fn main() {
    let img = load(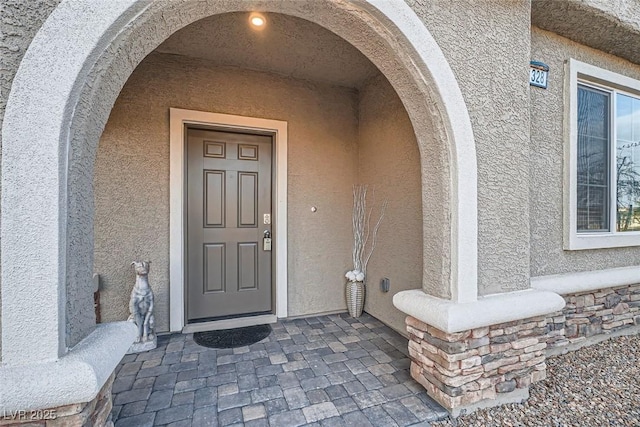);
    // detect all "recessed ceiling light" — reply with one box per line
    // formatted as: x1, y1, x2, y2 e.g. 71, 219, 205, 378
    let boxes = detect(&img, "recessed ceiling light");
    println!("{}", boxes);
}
250, 13, 266, 28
